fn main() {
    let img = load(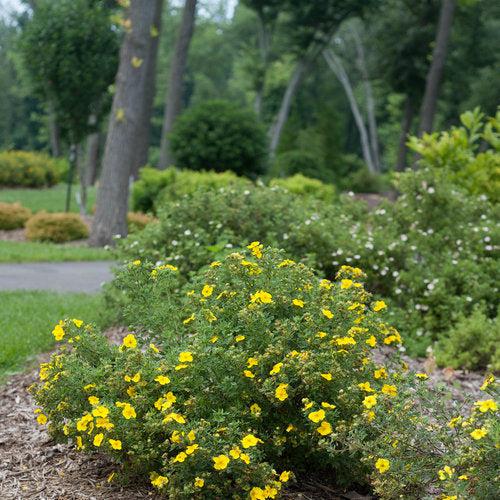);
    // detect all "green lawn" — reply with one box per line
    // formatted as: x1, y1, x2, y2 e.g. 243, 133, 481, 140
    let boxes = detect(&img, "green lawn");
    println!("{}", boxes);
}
0, 240, 113, 263
0, 291, 105, 380
0, 184, 97, 213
